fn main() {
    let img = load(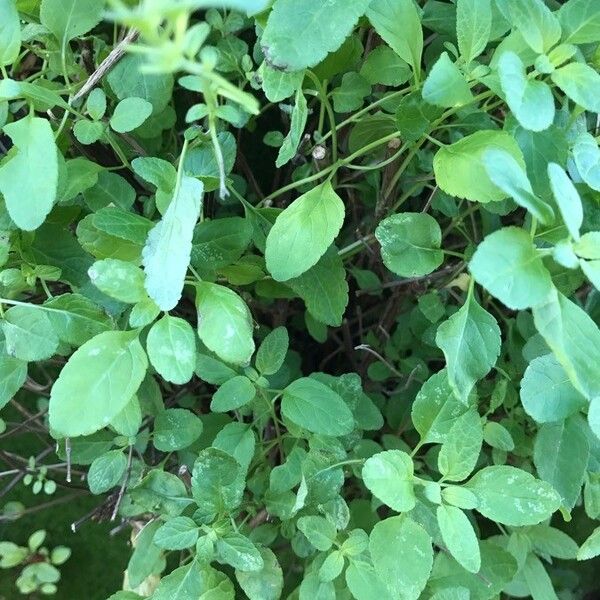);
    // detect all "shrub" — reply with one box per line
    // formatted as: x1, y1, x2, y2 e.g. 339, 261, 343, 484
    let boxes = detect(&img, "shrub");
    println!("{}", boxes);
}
1, 0, 600, 598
